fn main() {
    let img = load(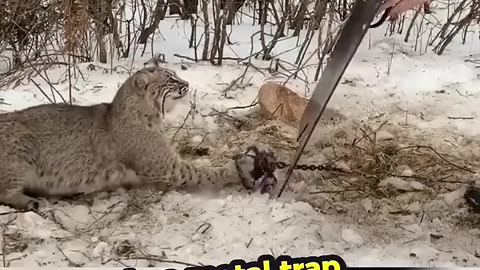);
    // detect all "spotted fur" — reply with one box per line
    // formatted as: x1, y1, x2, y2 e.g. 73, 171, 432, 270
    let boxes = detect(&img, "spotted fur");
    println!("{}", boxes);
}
0, 65, 258, 210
